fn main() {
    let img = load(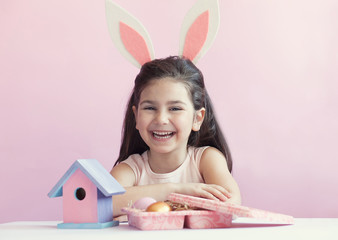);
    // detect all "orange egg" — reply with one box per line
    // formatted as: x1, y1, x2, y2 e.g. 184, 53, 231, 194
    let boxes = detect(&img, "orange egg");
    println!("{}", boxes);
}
146, 201, 172, 212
